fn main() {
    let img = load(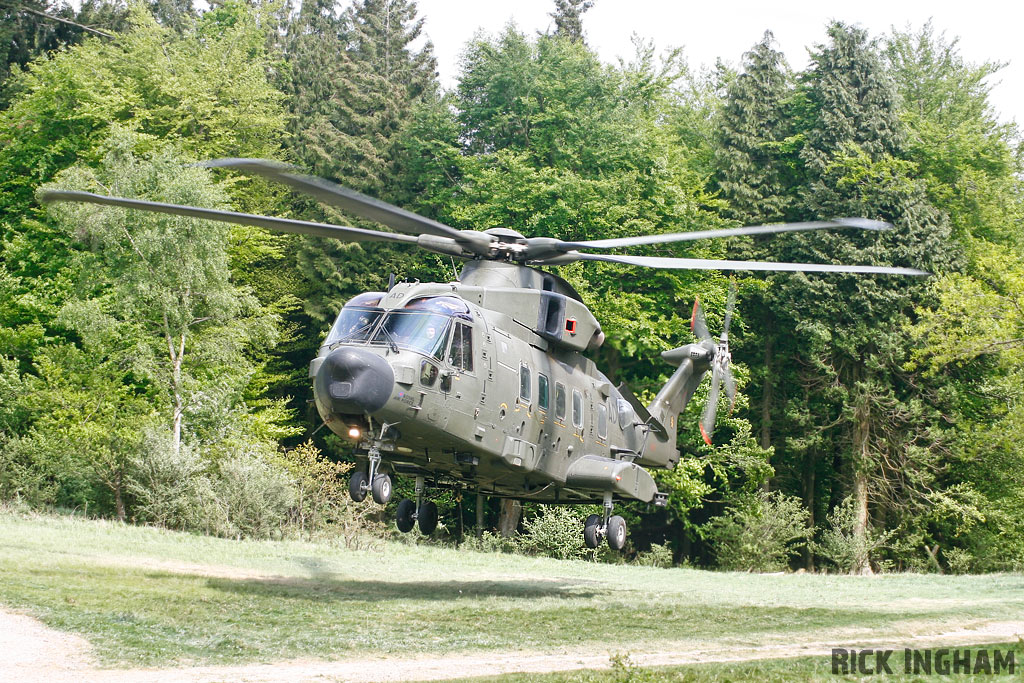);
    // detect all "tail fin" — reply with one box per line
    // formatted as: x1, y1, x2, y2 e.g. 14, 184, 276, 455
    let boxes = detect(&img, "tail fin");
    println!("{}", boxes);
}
636, 342, 713, 468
